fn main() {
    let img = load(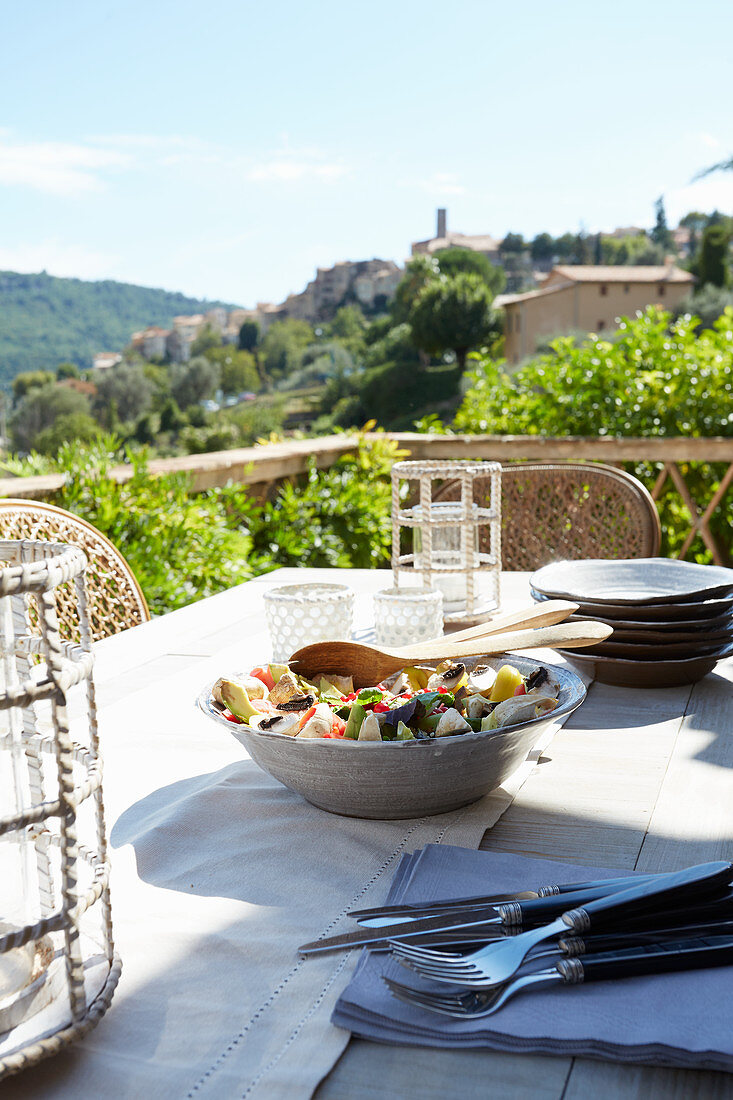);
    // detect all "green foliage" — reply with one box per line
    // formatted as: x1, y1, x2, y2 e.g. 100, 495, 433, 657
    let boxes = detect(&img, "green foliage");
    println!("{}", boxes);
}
454, 307, 733, 562
93, 364, 154, 423
326, 305, 367, 355
190, 323, 222, 357
225, 399, 286, 444
651, 196, 673, 250
56, 362, 80, 380
12, 370, 55, 400
250, 436, 405, 569
0, 269, 235, 383
530, 233, 555, 261
51, 442, 255, 615
409, 273, 498, 368
34, 412, 101, 456
11, 383, 91, 452
391, 255, 440, 324
600, 234, 664, 266
260, 319, 315, 380
673, 284, 733, 330
434, 248, 505, 298
697, 225, 731, 288
200, 345, 260, 395
159, 397, 187, 433
500, 233, 526, 254
170, 356, 221, 409
238, 320, 260, 352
